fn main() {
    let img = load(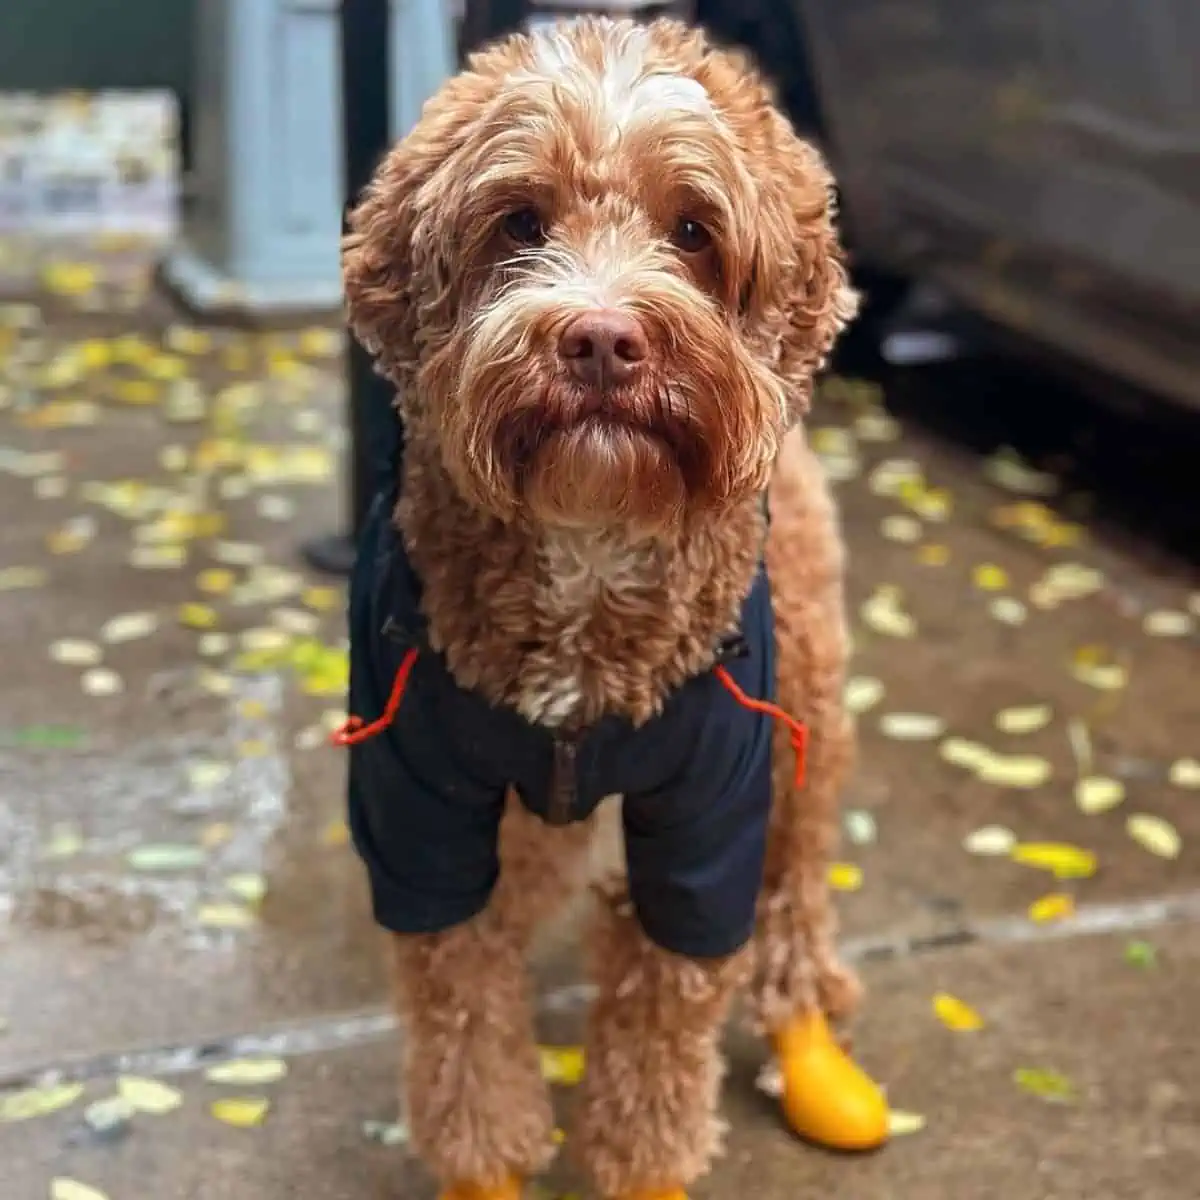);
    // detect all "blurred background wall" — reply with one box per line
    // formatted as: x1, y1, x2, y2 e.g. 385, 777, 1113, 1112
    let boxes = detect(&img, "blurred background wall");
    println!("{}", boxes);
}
0, 0, 195, 160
